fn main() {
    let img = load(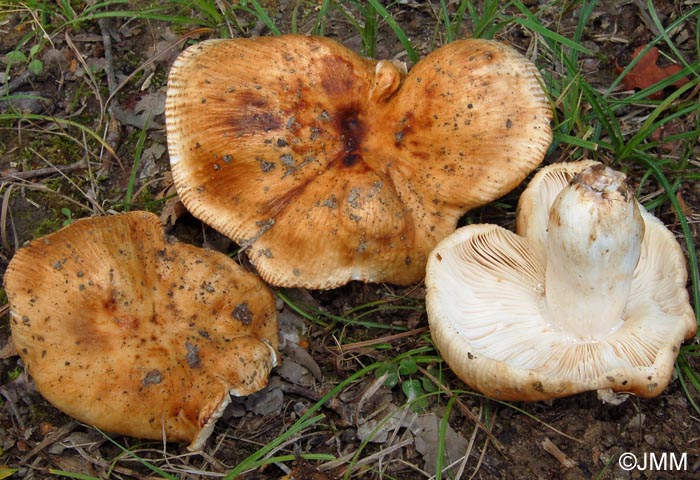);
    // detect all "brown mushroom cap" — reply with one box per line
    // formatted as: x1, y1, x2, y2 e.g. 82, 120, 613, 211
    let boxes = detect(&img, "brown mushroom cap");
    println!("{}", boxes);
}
5, 211, 278, 450
166, 34, 552, 289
